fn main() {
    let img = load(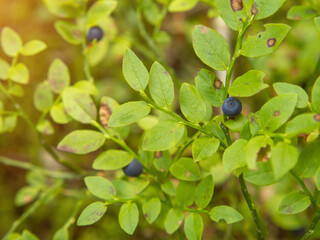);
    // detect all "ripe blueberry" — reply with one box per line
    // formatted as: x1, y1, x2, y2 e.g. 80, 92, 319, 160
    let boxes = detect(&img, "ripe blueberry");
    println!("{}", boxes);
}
222, 97, 242, 117
123, 159, 143, 177
87, 26, 104, 43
